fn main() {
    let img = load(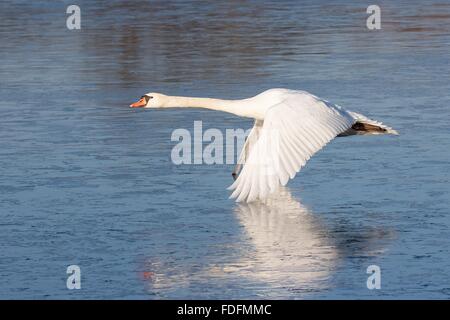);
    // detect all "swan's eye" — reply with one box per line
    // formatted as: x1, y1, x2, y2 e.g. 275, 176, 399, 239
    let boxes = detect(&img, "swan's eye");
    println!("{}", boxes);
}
141, 95, 153, 103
